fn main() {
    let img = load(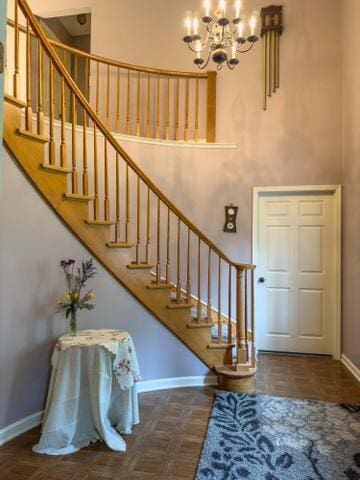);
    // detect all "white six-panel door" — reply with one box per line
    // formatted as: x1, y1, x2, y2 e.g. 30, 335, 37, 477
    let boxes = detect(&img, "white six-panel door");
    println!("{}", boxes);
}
255, 193, 336, 355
